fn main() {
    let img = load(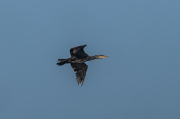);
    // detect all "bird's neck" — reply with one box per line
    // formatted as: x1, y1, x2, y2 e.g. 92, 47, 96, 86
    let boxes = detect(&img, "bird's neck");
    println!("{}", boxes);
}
87, 55, 98, 61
